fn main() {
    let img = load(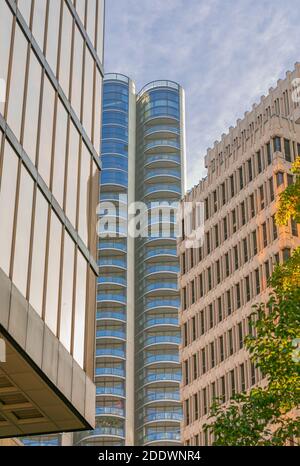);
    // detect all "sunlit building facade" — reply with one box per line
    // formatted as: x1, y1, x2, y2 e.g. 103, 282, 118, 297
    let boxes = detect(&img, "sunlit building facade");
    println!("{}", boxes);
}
179, 64, 300, 445
77, 75, 186, 446
0, 0, 104, 440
